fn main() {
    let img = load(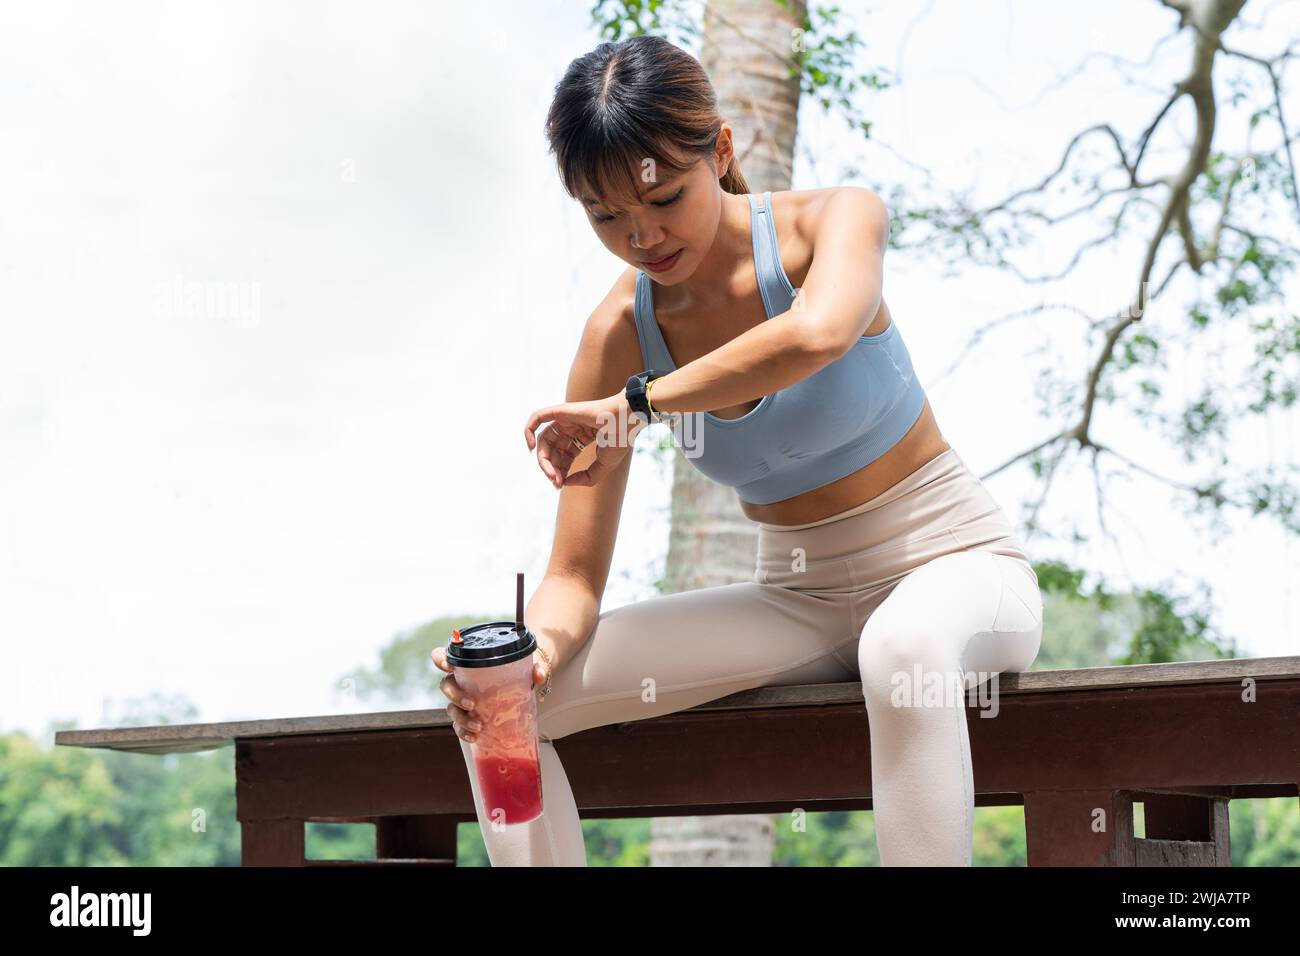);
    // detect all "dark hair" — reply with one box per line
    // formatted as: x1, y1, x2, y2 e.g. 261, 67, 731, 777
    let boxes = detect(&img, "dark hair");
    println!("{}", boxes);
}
544, 34, 749, 211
